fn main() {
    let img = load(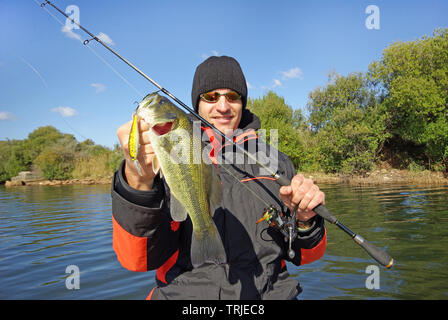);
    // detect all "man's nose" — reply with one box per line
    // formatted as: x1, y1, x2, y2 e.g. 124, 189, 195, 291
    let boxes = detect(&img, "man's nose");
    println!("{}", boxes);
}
216, 96, 231, 112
